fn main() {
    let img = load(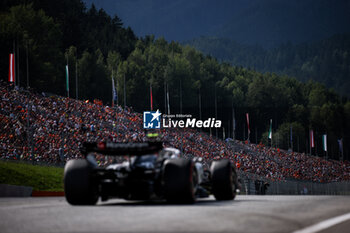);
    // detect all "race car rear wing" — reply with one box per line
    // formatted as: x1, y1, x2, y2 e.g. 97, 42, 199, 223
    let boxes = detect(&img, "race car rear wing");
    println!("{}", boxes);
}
81, 141, 163, 157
